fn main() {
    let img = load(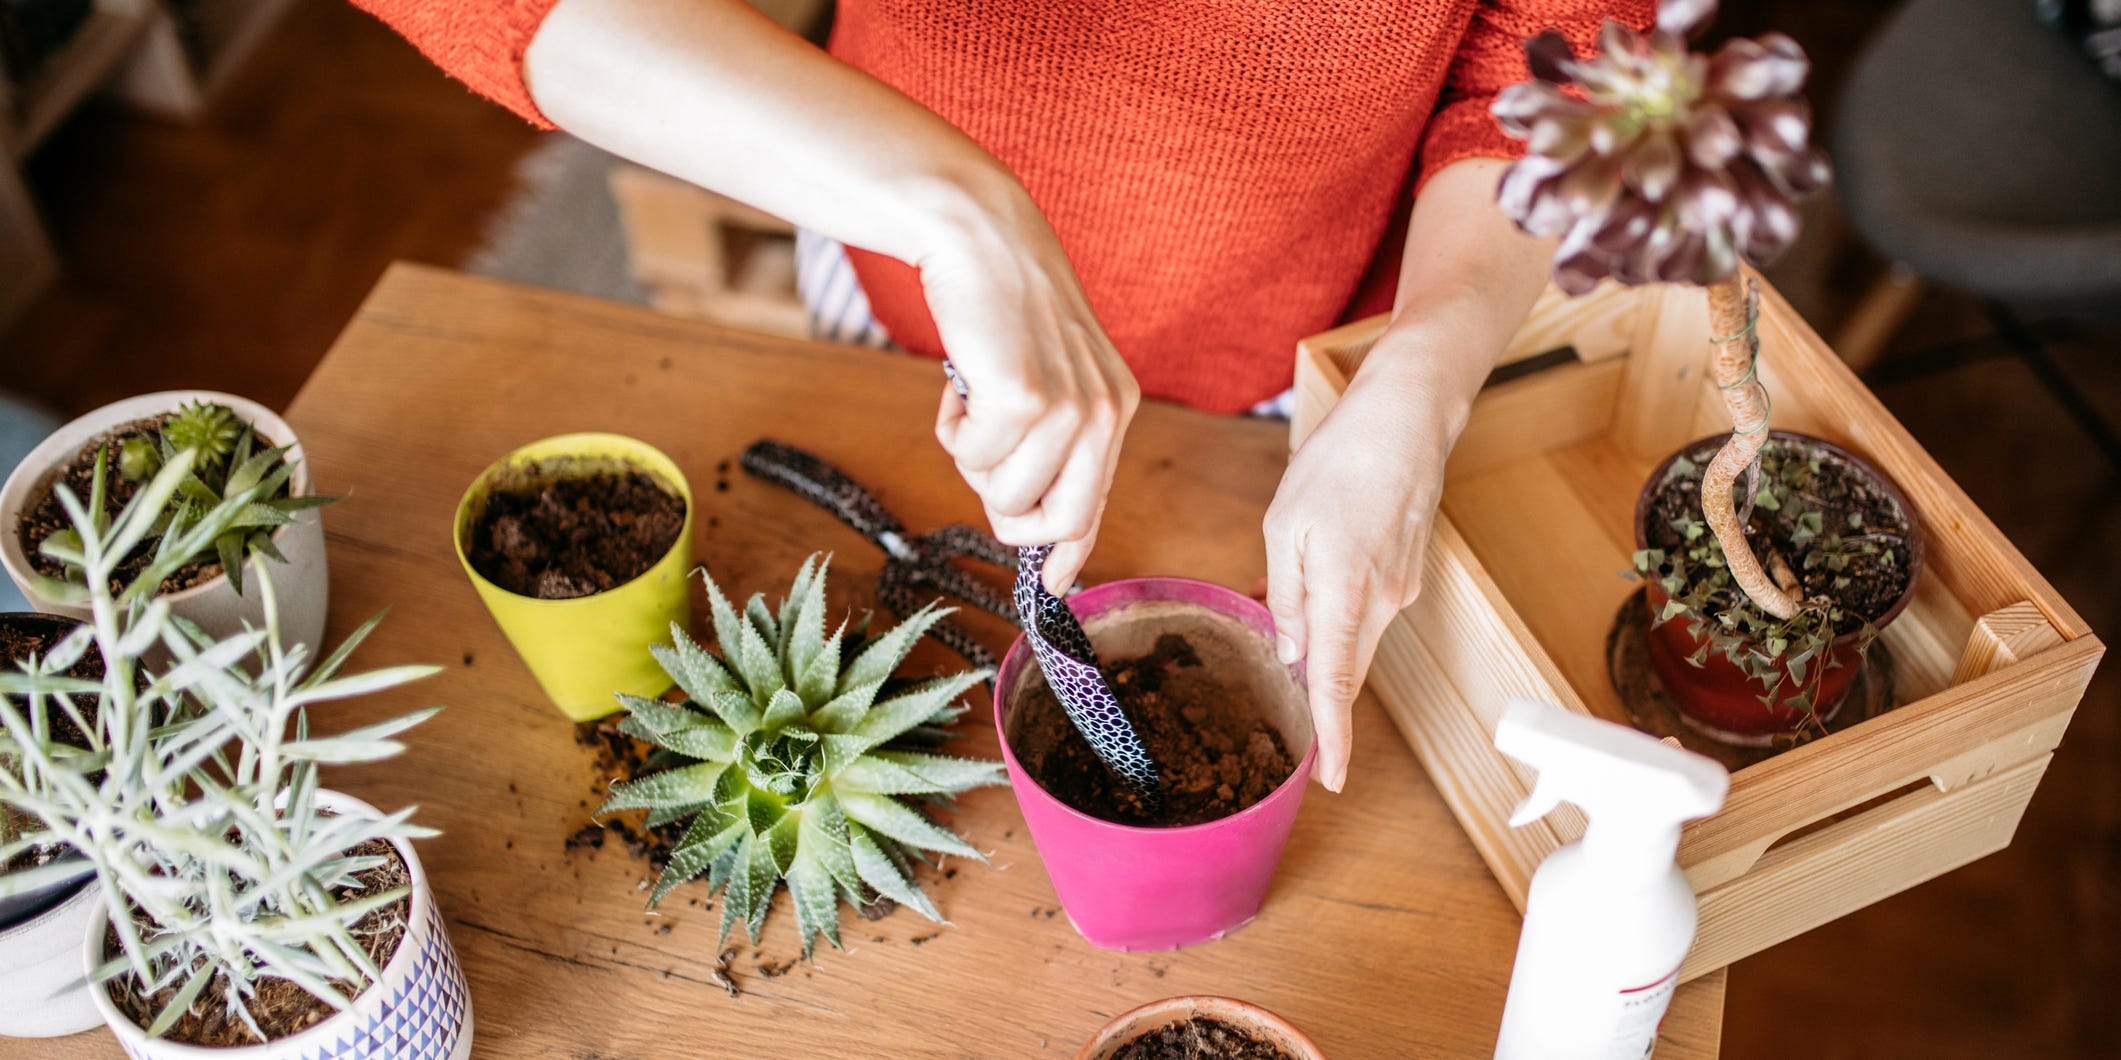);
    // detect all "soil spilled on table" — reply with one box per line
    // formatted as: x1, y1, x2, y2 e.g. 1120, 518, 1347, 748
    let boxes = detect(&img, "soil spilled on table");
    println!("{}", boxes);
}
1011, 633, 1294, 827
1644, 437, 1913, 632
16, 415, 292, 595
107, 838, 411, 1047
1111, 1015, 1296, 1060
467, 469, 684, 599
